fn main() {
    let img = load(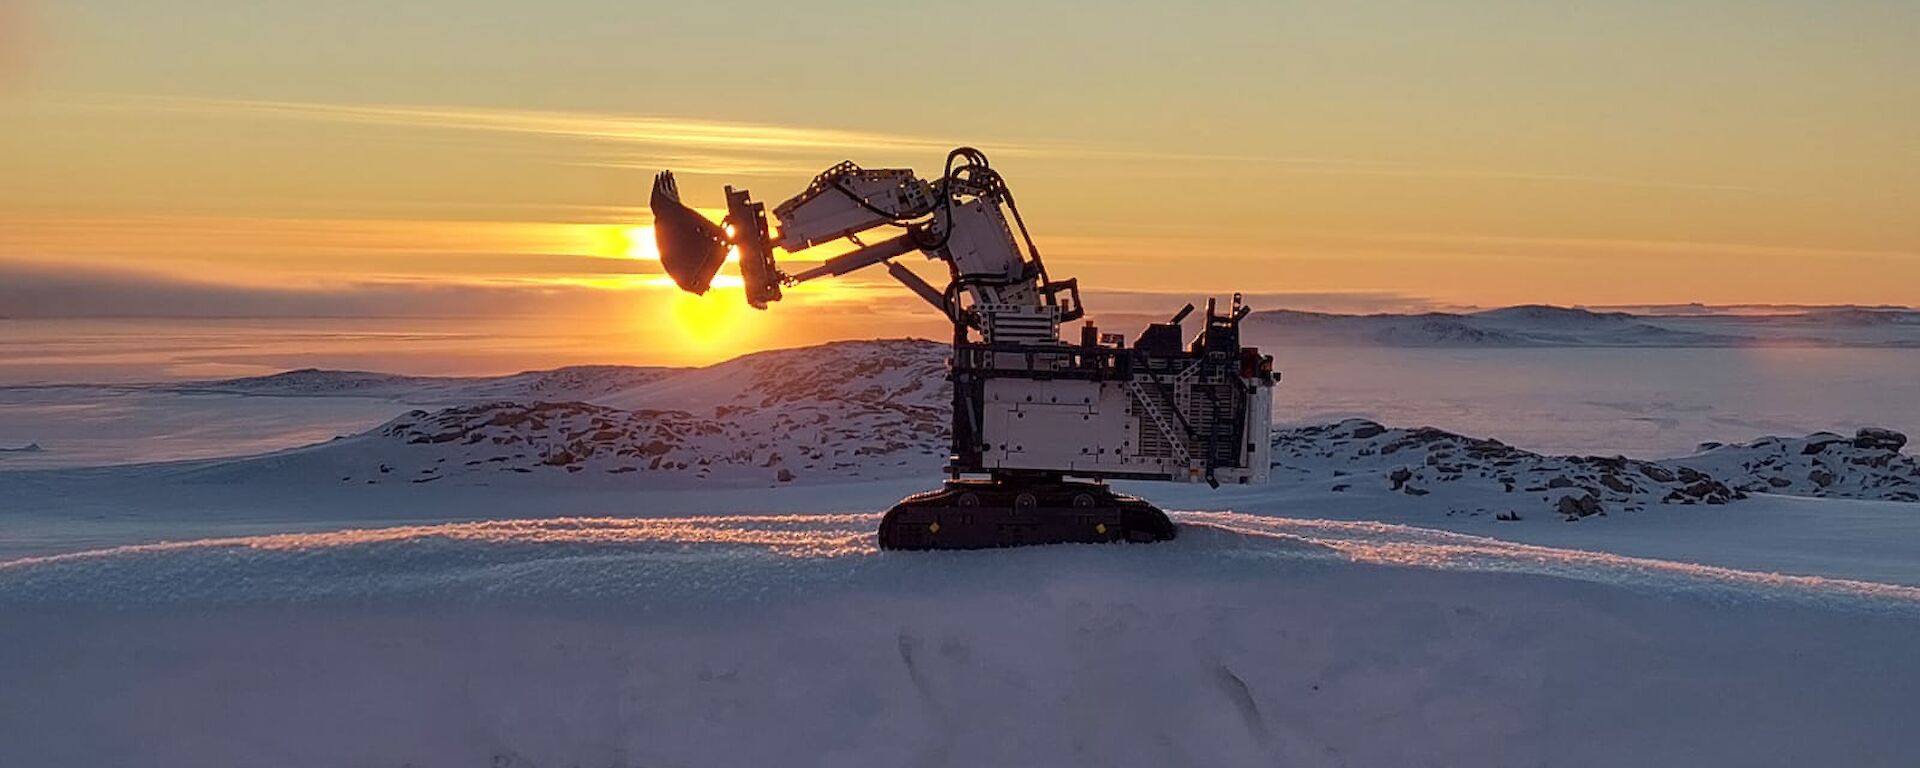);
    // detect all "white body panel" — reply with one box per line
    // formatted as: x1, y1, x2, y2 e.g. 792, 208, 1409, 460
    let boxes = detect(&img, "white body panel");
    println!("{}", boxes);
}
980, 378, 1158, 476
977, 374, 1278, 482
941, 198, 1035, 307
1210, 381, 1273, 485
773, 169, 934, 250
